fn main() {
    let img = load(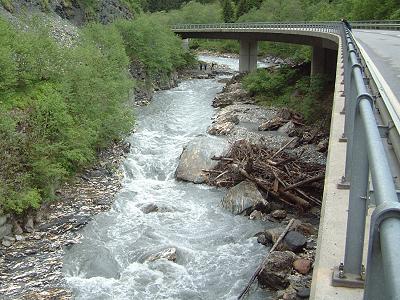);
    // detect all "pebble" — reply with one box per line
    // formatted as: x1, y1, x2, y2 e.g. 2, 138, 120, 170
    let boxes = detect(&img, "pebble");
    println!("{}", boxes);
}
271, 209, 287, 219
293, 259, 312, 274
